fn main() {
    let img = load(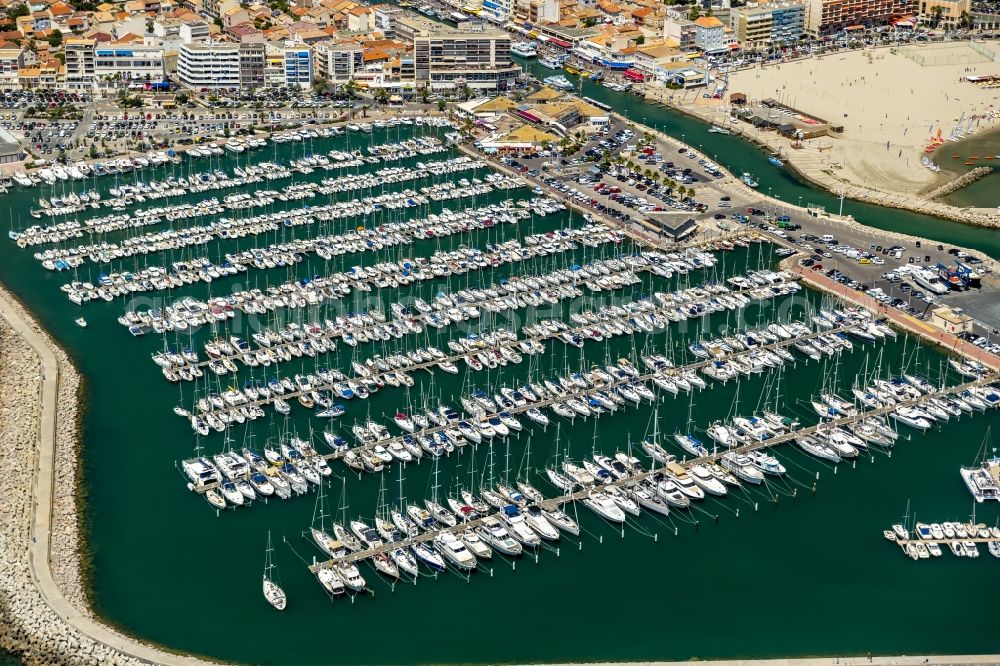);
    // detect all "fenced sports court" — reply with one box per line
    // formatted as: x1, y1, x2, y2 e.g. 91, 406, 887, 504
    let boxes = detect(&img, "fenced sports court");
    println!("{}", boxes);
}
896, 41, 1000, 66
